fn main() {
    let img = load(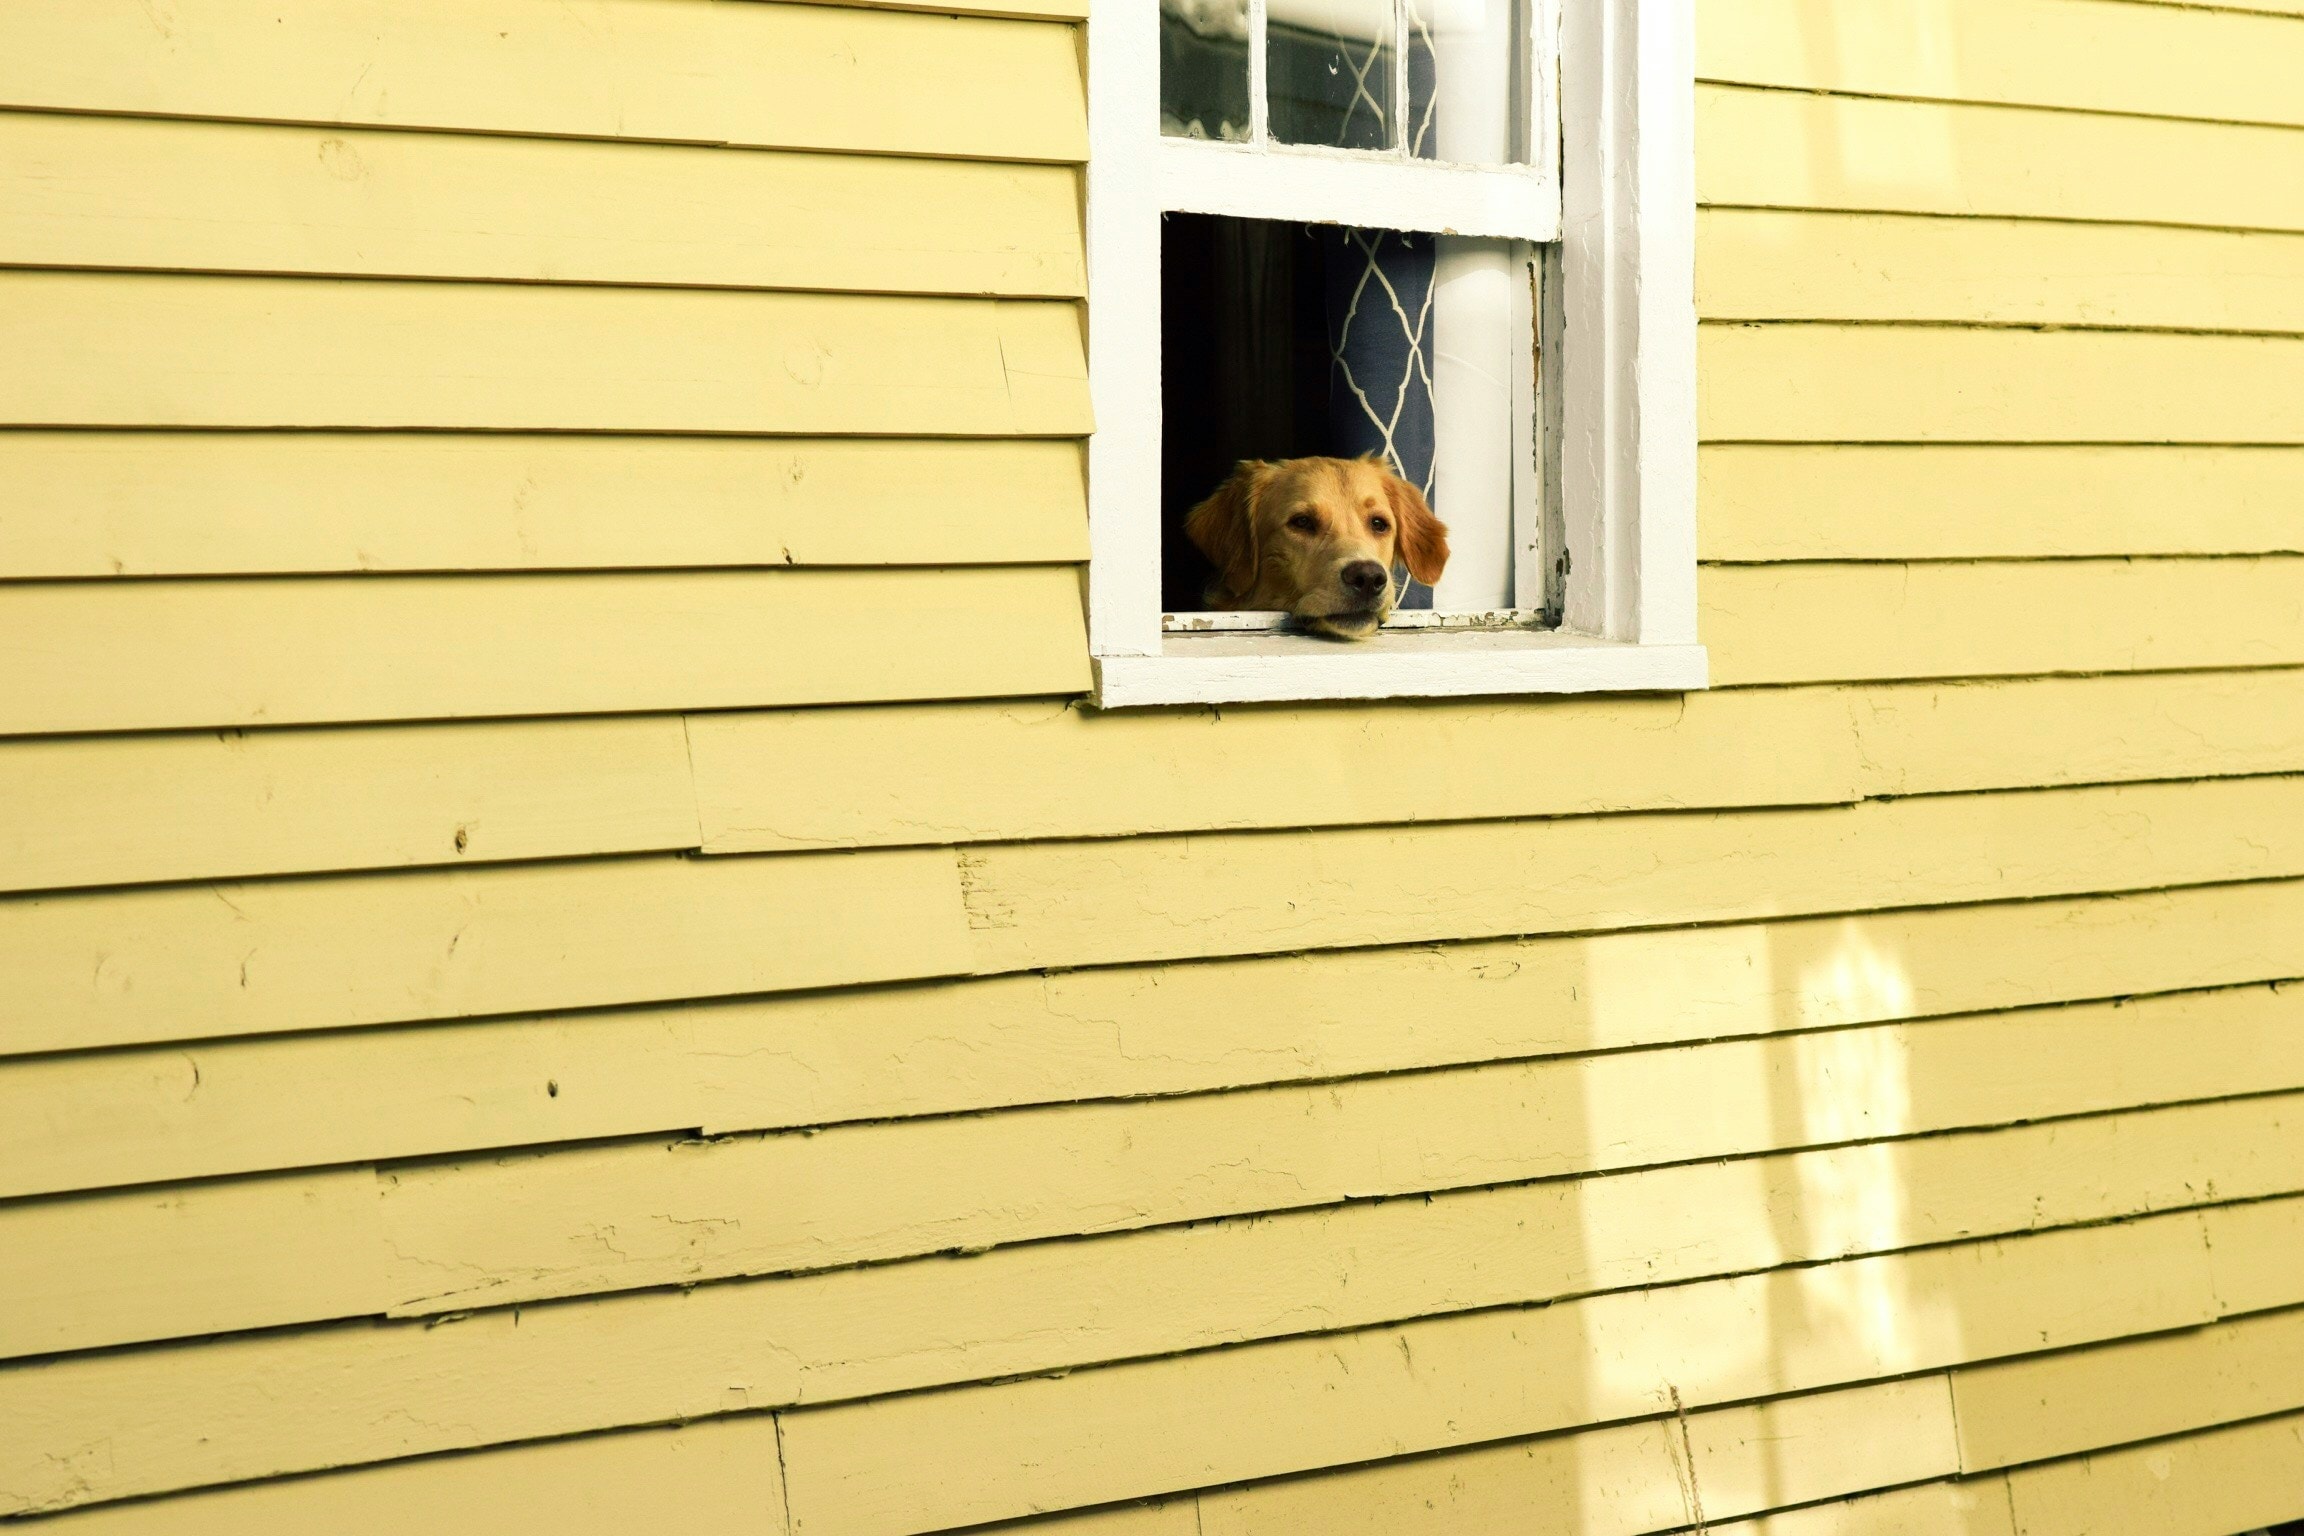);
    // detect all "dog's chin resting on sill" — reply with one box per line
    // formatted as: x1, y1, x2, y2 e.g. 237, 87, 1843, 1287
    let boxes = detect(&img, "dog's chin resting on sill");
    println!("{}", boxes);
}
1184, 454, 1450, 641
